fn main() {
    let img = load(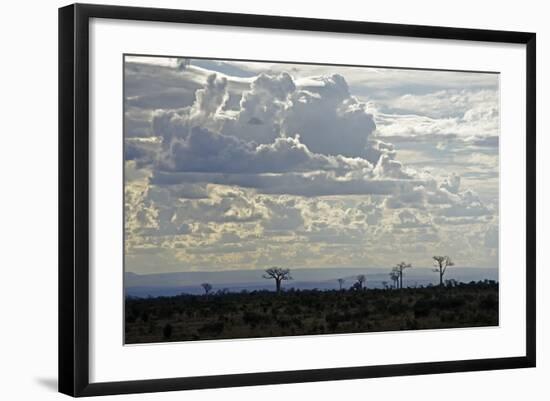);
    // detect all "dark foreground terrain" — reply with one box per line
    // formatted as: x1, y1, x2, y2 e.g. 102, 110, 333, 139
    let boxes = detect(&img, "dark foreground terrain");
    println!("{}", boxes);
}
125, 281, 498, 344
